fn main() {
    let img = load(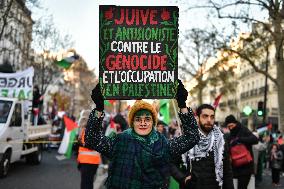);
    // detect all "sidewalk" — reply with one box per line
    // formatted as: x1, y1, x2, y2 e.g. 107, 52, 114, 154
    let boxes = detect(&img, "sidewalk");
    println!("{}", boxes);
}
256, 169, 284, 189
